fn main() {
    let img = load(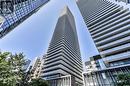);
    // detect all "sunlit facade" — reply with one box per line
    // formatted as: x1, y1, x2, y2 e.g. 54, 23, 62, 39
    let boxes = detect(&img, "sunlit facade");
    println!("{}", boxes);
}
42, 6, 83, 86
78, 0, 130, 70
77, 0, 130, 86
